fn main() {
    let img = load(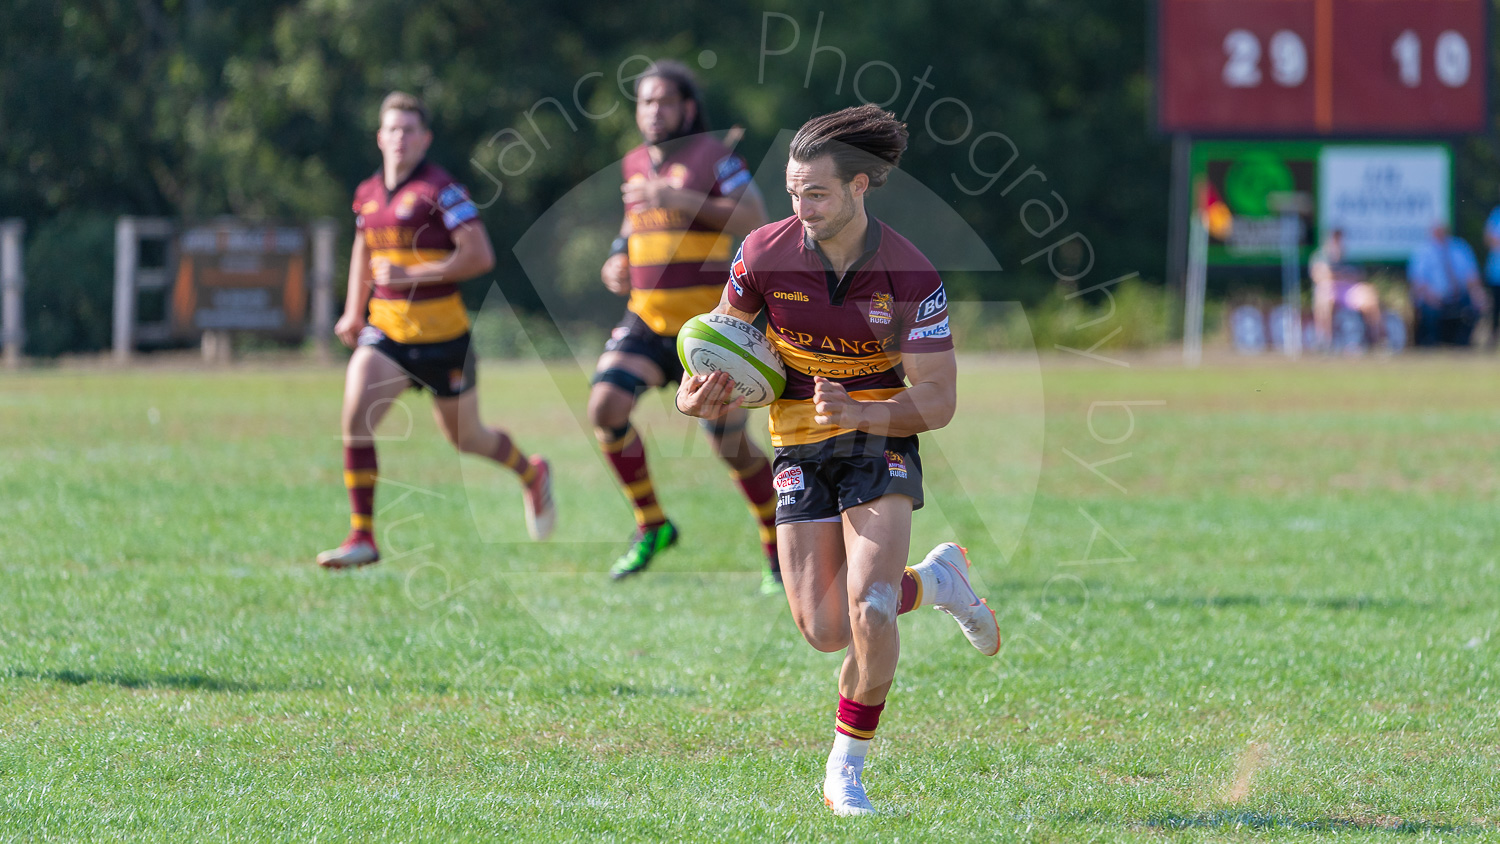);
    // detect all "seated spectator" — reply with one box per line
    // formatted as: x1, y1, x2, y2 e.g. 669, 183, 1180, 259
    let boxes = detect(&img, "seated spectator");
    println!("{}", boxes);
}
1484, 204, 1500, 349
1310, 229, 1383, 350
1407, 222, 1489, 347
